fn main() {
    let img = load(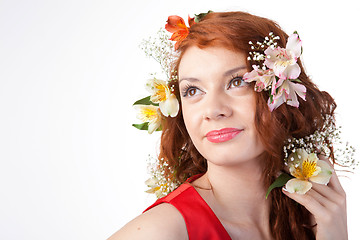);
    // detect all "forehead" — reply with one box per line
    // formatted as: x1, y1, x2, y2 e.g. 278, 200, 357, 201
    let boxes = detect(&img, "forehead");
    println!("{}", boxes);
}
178, 46, 247, 77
